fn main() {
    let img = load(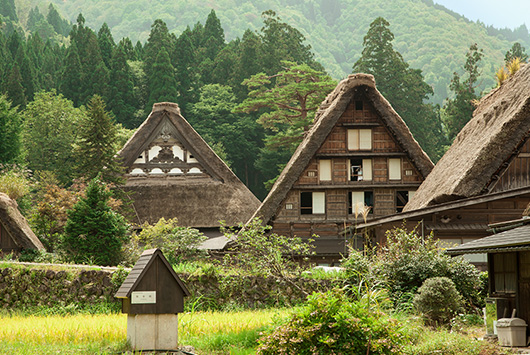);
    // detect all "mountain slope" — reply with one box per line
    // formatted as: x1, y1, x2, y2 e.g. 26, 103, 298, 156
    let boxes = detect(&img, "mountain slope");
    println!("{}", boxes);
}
19, 0, 529, 104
